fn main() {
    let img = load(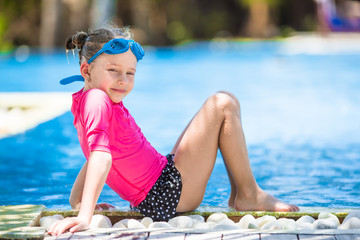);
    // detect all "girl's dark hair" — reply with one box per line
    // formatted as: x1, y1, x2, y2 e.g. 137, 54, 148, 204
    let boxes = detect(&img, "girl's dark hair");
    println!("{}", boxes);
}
65, 26, 132, 64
